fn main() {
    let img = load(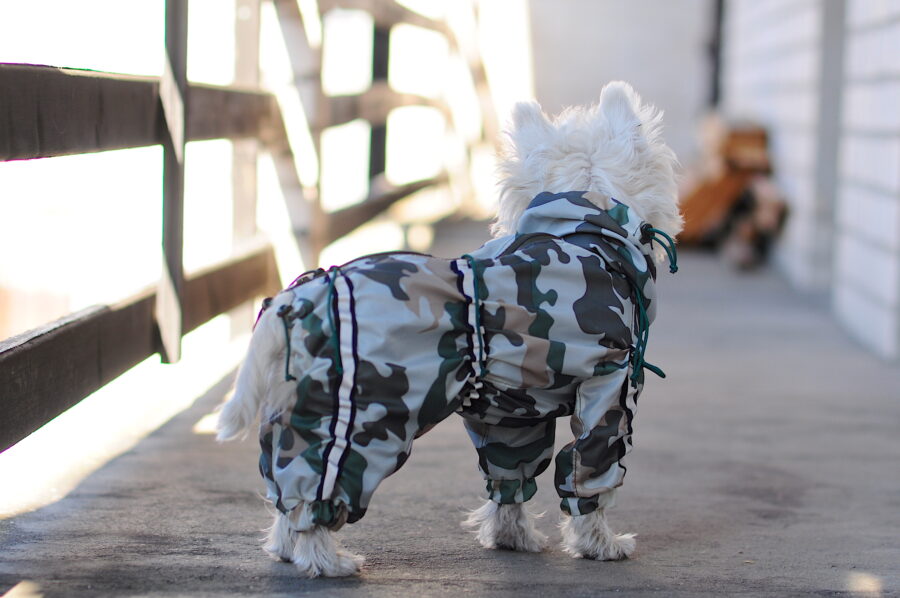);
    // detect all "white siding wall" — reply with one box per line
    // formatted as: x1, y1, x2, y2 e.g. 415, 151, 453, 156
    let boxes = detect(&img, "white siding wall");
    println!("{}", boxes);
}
722, 0, 900, 358
834, 0, 900, 358
721, 0, 829, 290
